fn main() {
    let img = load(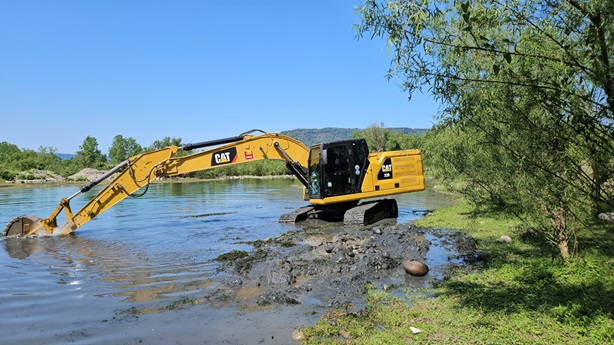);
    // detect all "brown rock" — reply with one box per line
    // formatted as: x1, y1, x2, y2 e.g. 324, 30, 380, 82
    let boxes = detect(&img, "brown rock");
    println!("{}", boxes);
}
403, 260, 429, 276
